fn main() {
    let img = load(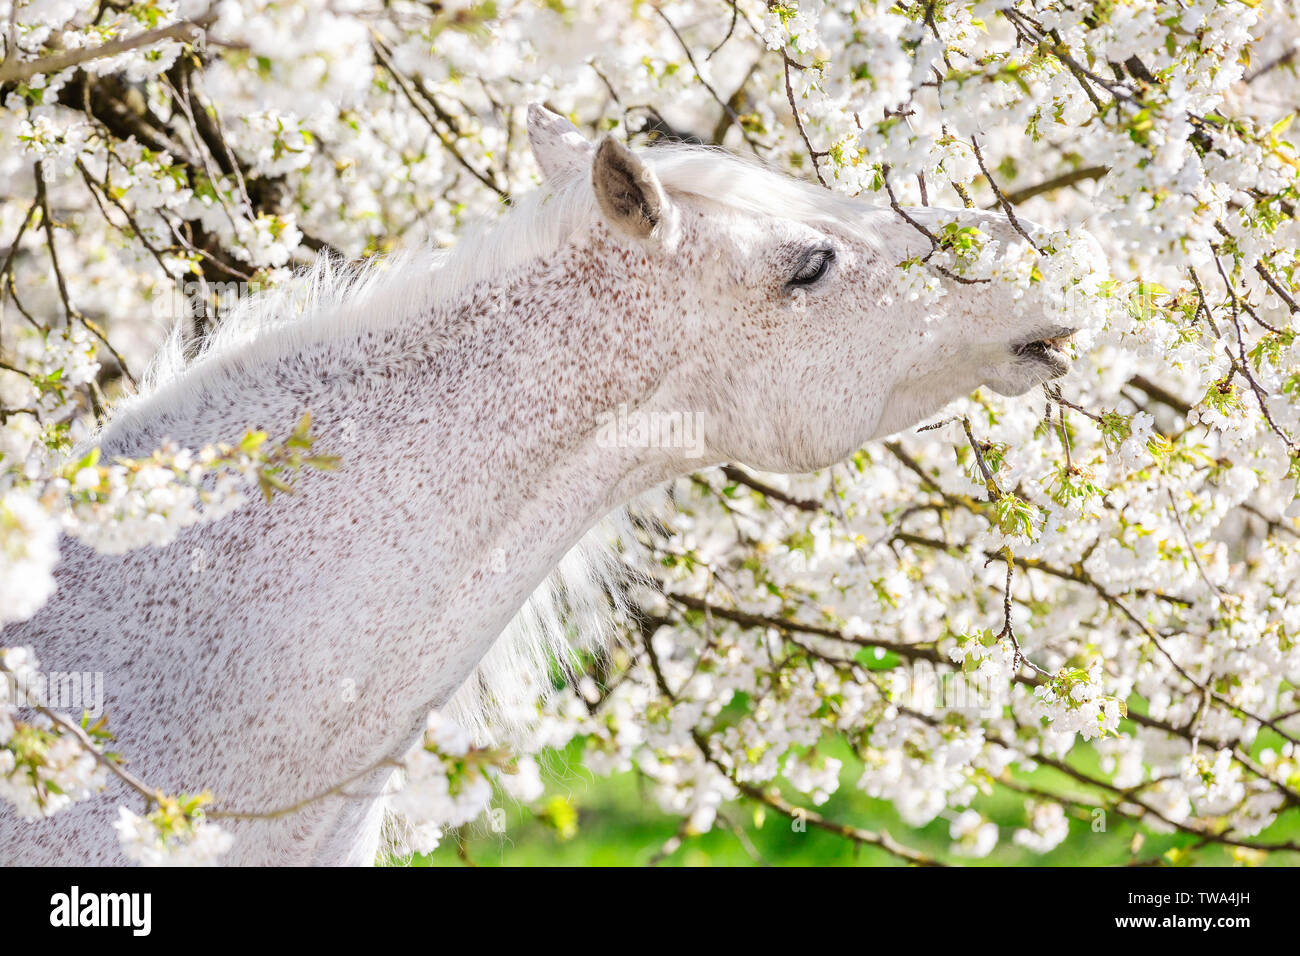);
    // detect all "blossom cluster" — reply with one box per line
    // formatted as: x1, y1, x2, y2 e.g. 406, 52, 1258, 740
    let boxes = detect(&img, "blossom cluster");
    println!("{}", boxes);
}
113, 796, 234, 868
0, 647, 107, 818
387, 712, 530, 856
